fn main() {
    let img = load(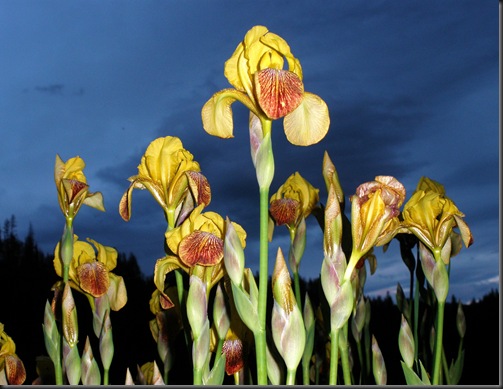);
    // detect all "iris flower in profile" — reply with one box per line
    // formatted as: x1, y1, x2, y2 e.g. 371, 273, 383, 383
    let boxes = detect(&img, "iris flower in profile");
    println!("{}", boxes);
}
54, 155, 105, 221
202, 25, 330, 146
119, 136, 210, 228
